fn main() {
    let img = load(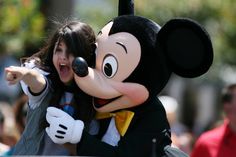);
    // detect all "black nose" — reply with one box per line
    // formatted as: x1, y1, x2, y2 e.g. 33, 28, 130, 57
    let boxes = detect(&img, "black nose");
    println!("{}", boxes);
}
72, 57, 89, 77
